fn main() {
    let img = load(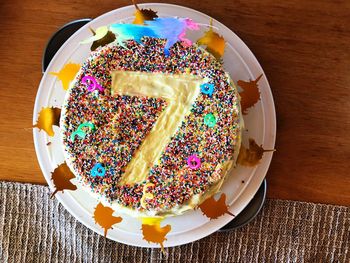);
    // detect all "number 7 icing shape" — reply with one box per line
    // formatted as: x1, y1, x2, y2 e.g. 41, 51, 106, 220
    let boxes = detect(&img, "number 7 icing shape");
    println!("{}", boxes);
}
111, 71, 205, 185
